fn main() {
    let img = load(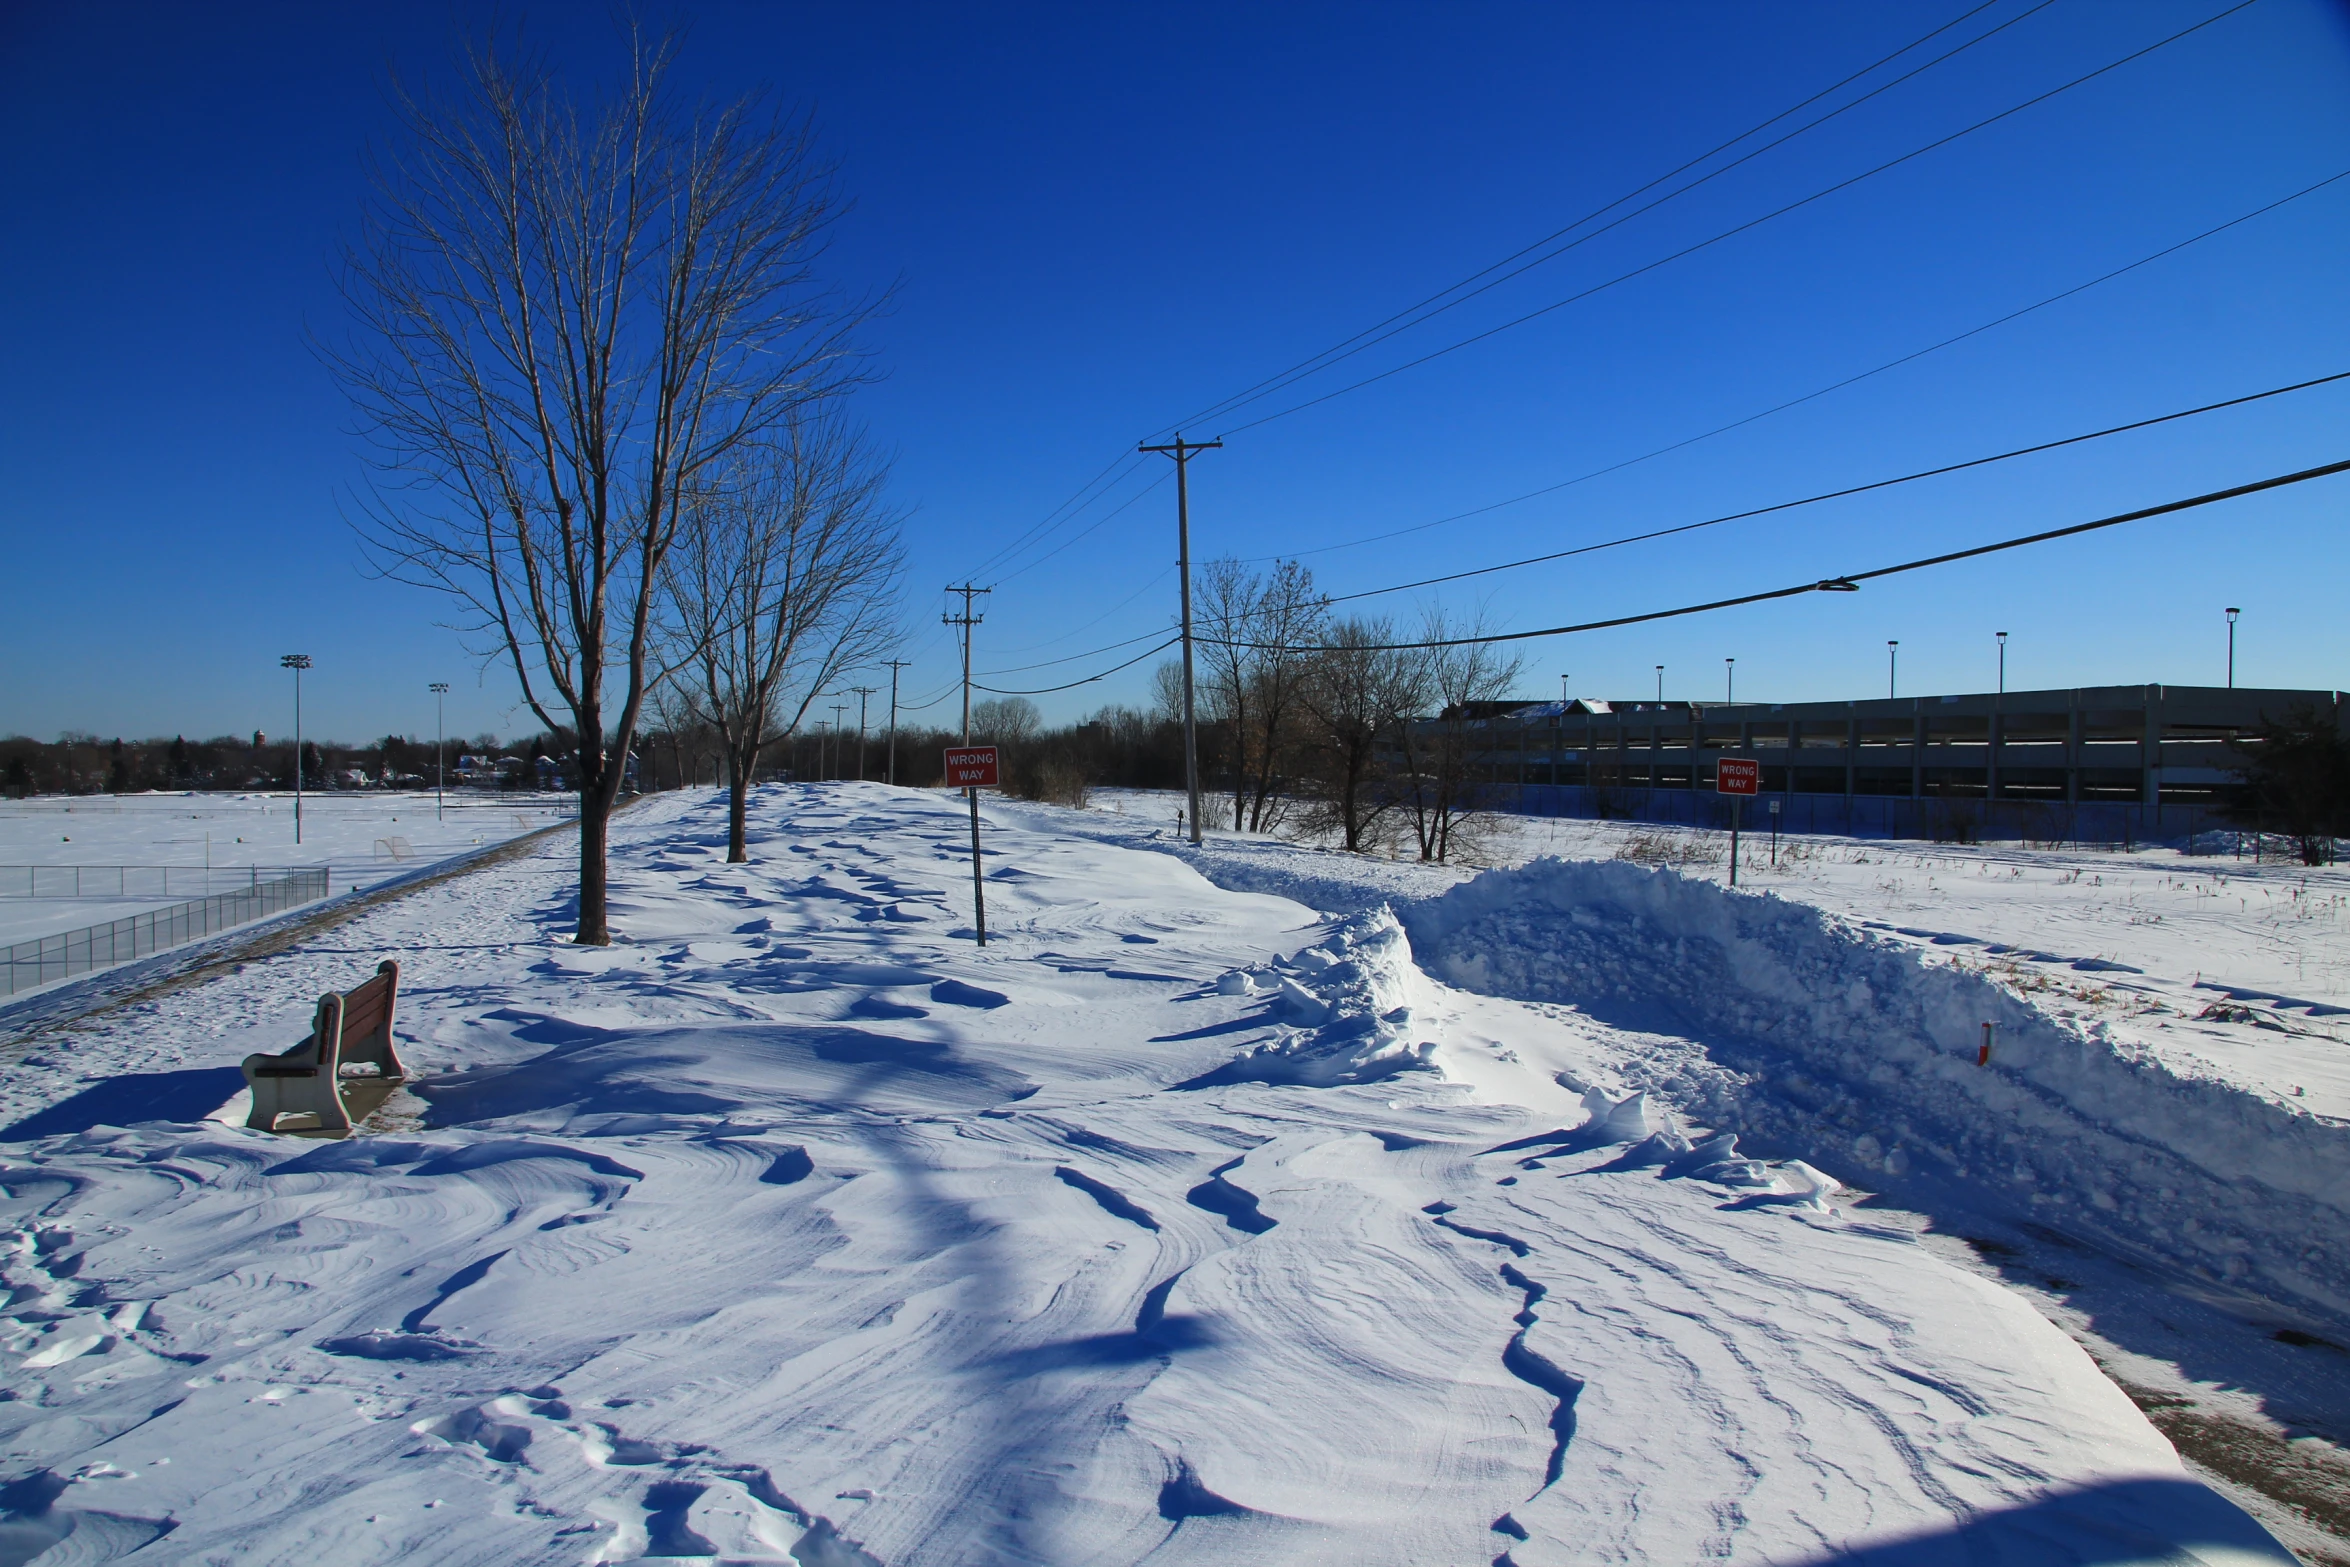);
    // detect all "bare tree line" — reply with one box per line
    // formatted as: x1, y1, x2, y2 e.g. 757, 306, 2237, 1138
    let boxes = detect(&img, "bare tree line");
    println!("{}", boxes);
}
333, 25, 902, 938
1189, 558, 1524, 860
